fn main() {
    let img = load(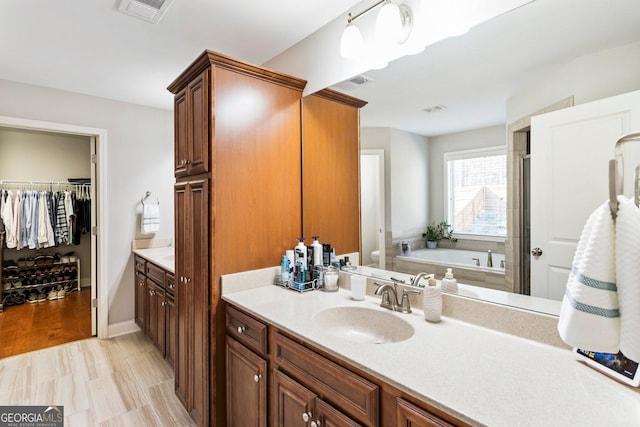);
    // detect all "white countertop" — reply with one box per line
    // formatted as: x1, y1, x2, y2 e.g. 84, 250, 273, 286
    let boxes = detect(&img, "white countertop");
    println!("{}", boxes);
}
222, 285, 640, 427
132, 246, 174, 273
